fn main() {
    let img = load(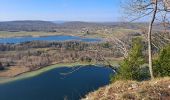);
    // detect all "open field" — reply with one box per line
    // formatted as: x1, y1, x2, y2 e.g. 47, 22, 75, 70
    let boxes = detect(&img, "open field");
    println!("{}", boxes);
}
0, 27, 140, 39
0, 31, 71, 38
